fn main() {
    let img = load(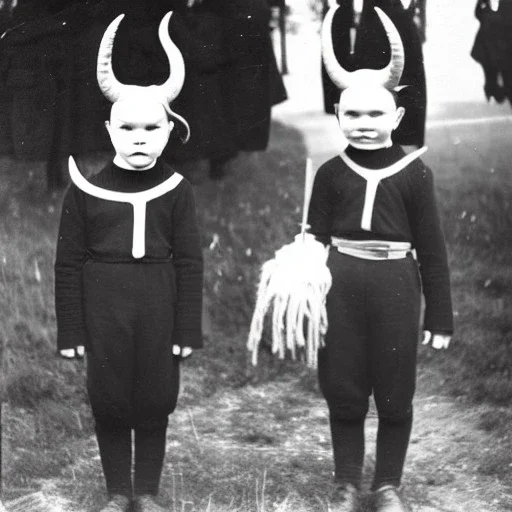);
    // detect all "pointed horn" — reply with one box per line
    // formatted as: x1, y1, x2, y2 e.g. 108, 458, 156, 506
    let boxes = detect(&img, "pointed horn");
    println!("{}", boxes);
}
157, 11, 185, 104
97, 14, 126, 103
322, 6, 405, 91
374, 7, 404, 89
321, 6, 354, 90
